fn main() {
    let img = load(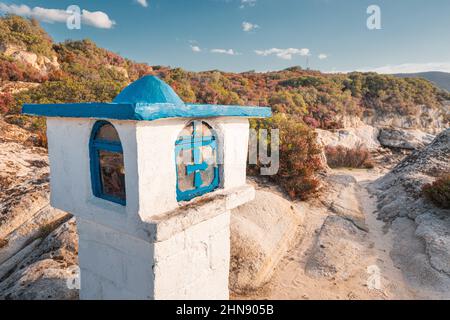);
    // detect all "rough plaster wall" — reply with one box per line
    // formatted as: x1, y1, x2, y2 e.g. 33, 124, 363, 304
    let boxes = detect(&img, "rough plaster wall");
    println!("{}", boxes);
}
153, 211, 231, 300
77, 217, 155, 300
217, 118, 249, 190
46, 118, 145, 239
77, 211, 231, 300
135, 119, 185, 219
46, 118, 91, 215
